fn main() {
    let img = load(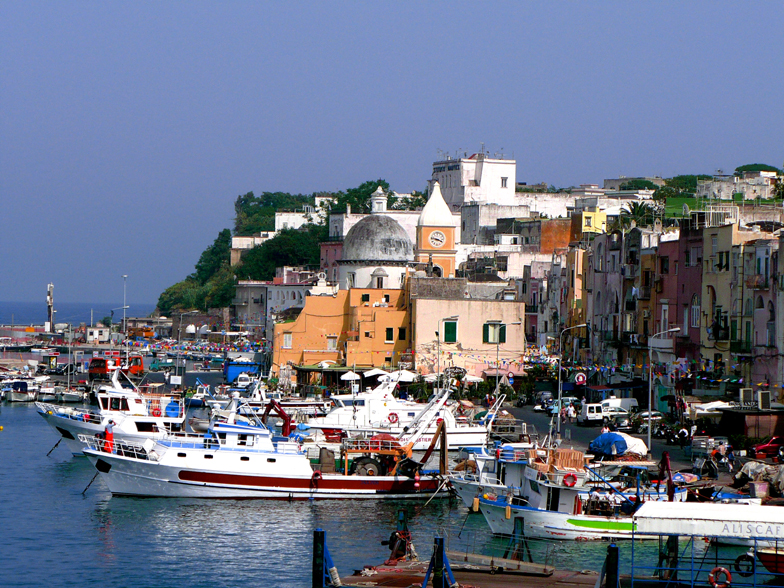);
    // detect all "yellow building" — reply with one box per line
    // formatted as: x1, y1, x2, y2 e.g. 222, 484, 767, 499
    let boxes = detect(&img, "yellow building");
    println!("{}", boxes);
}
415, 182, 457, 278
